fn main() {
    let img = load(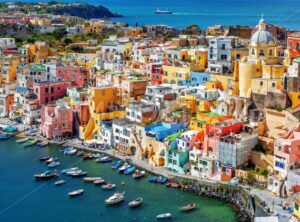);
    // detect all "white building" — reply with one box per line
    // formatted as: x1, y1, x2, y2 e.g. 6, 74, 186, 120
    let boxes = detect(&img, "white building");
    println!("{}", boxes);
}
0, 38, 16, 49
176, 130, 198, 152
207, 36, 232, 74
